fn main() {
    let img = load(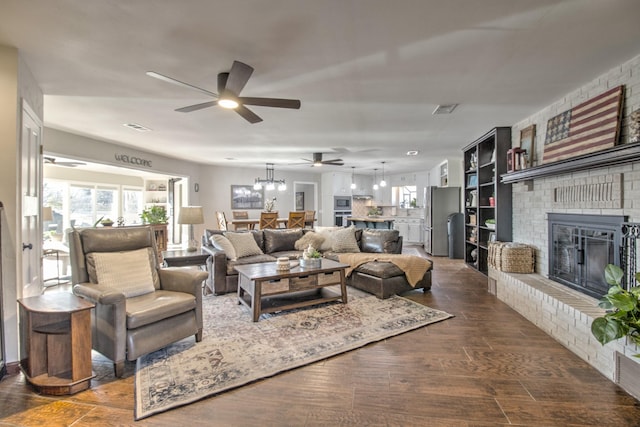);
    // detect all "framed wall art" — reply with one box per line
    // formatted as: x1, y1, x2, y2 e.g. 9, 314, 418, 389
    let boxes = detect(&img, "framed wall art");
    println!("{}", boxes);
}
295, 192, 304, 211
519, 124, 536, 163
231, 185, 264, 209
